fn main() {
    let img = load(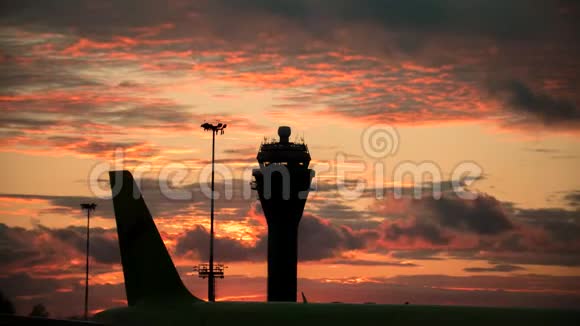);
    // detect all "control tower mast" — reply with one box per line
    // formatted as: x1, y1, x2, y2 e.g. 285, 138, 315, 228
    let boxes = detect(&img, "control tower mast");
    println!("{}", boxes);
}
252, 126, 315, 302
